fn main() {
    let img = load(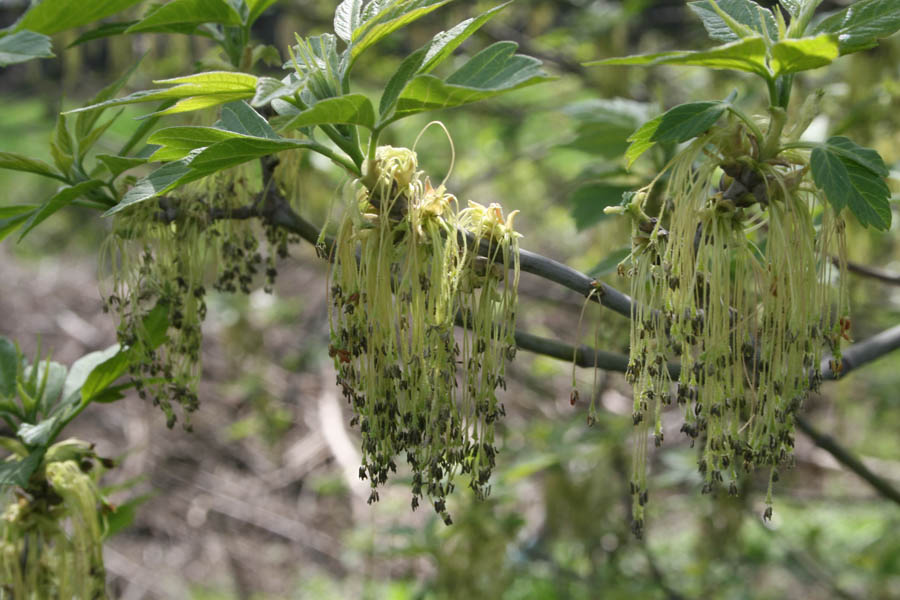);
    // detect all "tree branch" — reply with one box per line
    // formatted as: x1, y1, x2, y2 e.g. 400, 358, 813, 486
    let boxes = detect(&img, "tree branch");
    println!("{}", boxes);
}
835, 257, 900, 286
211, 183, 900, 508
